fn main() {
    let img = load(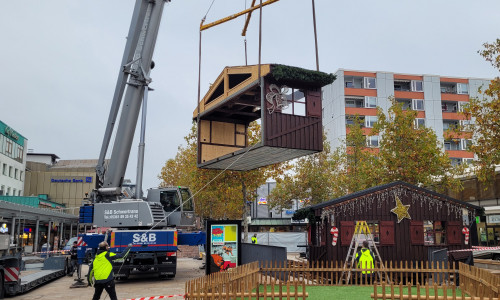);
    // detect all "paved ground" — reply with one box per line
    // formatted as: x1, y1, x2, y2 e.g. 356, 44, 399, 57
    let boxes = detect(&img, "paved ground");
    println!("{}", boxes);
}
13, 258, 205, 300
